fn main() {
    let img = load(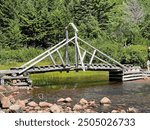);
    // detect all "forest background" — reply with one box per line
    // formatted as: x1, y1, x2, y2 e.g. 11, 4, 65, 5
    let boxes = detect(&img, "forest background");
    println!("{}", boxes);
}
0, 0, 150, 68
